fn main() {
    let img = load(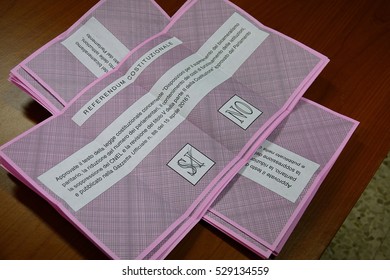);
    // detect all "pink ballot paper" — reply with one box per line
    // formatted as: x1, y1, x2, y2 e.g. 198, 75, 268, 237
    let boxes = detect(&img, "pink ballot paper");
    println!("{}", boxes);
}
204, 98, 358, 259
2, 0, 333, 259
9, 0, 171, 114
